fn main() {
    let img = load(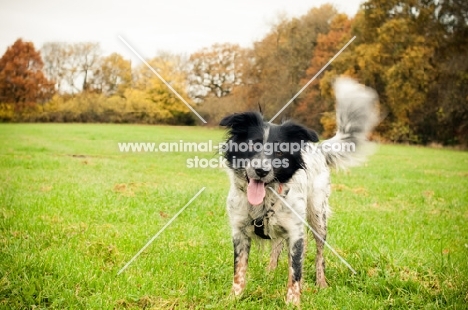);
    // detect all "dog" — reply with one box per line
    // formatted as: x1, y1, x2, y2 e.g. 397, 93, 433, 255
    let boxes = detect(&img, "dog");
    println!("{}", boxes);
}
219, 77, 378, 305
